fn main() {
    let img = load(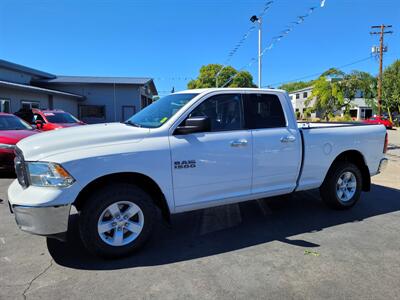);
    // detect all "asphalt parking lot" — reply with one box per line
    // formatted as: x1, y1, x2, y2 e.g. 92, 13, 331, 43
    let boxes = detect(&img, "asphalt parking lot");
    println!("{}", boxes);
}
1, 130, 399, 300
